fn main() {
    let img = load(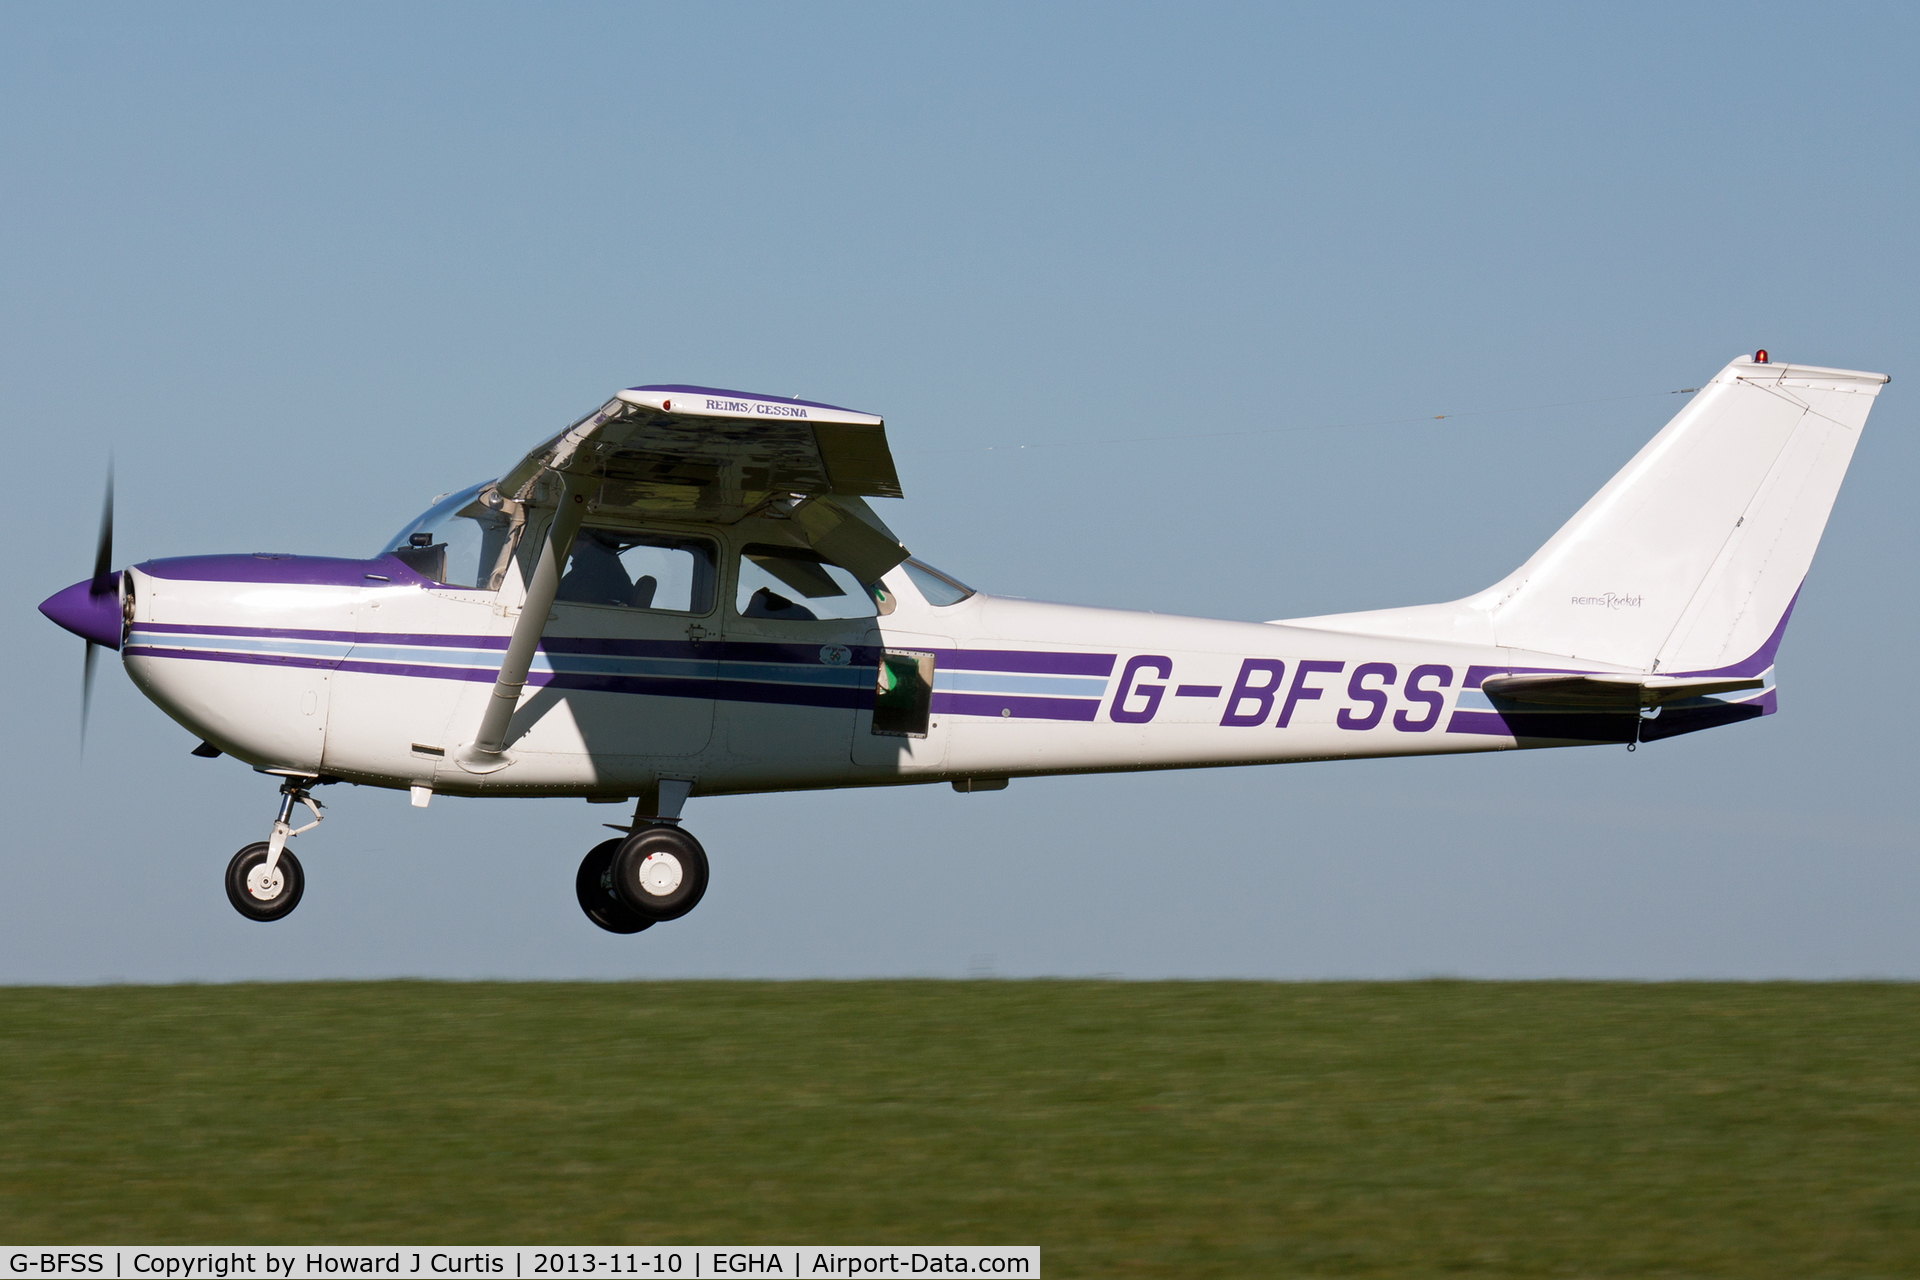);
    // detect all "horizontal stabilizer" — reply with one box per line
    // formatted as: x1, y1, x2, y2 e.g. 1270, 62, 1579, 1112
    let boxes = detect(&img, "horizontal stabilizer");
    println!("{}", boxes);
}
1481, 672, 1764, 709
